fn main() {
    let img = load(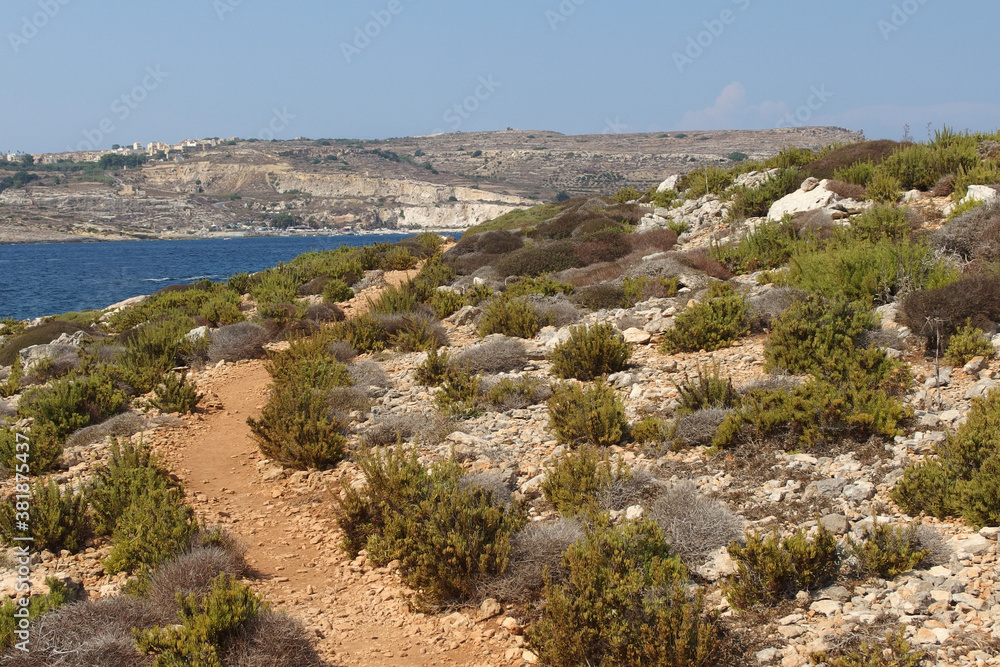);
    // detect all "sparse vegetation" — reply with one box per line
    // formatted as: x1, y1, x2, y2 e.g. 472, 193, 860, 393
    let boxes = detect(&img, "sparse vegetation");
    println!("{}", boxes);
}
549, 322, 631, 380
